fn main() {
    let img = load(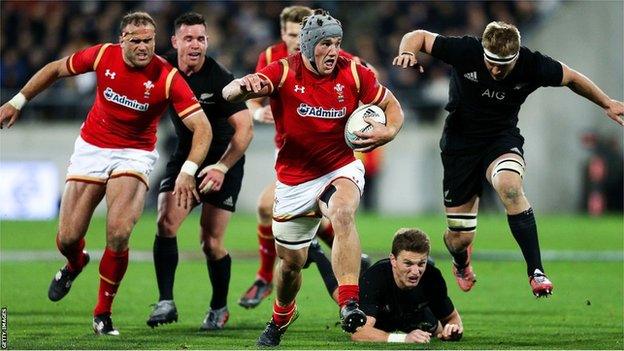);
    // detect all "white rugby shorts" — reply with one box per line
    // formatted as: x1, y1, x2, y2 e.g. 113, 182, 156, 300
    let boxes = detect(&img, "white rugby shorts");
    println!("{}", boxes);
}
272, 160, 365, 250
66, 136, 158, 188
